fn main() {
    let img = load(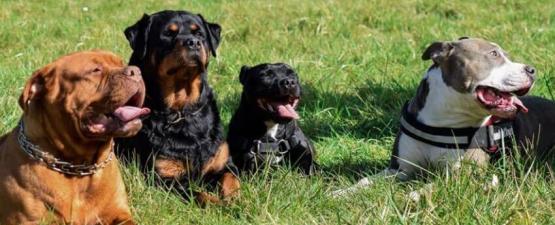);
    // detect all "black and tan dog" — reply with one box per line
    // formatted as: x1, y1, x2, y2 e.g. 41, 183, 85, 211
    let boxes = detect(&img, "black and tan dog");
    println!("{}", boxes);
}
0, 51, 147, 224
117, 10, 240, 205
227, 63, 316, 175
